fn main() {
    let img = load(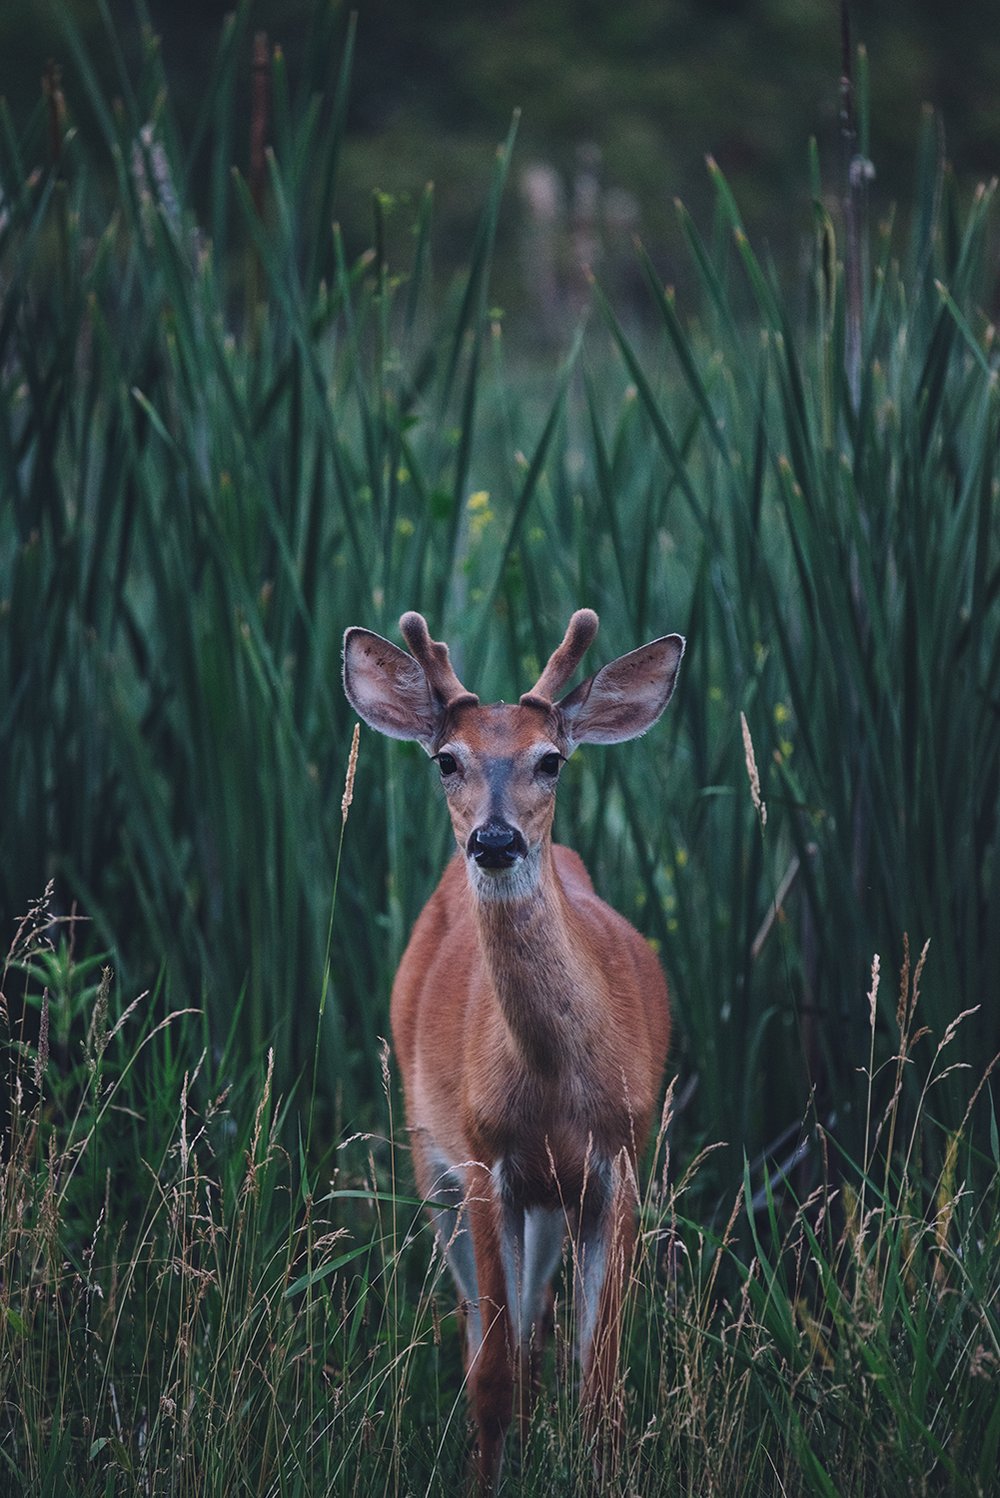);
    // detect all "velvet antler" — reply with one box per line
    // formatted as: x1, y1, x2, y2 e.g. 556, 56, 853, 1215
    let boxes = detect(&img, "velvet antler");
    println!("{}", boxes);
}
519, 609, 599, 708
399, 611, 479, 709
